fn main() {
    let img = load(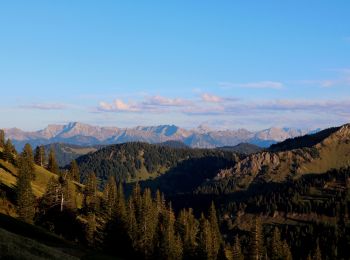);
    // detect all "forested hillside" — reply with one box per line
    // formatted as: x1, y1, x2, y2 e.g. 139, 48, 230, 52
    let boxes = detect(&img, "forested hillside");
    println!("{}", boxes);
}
75, 142, 240, 186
